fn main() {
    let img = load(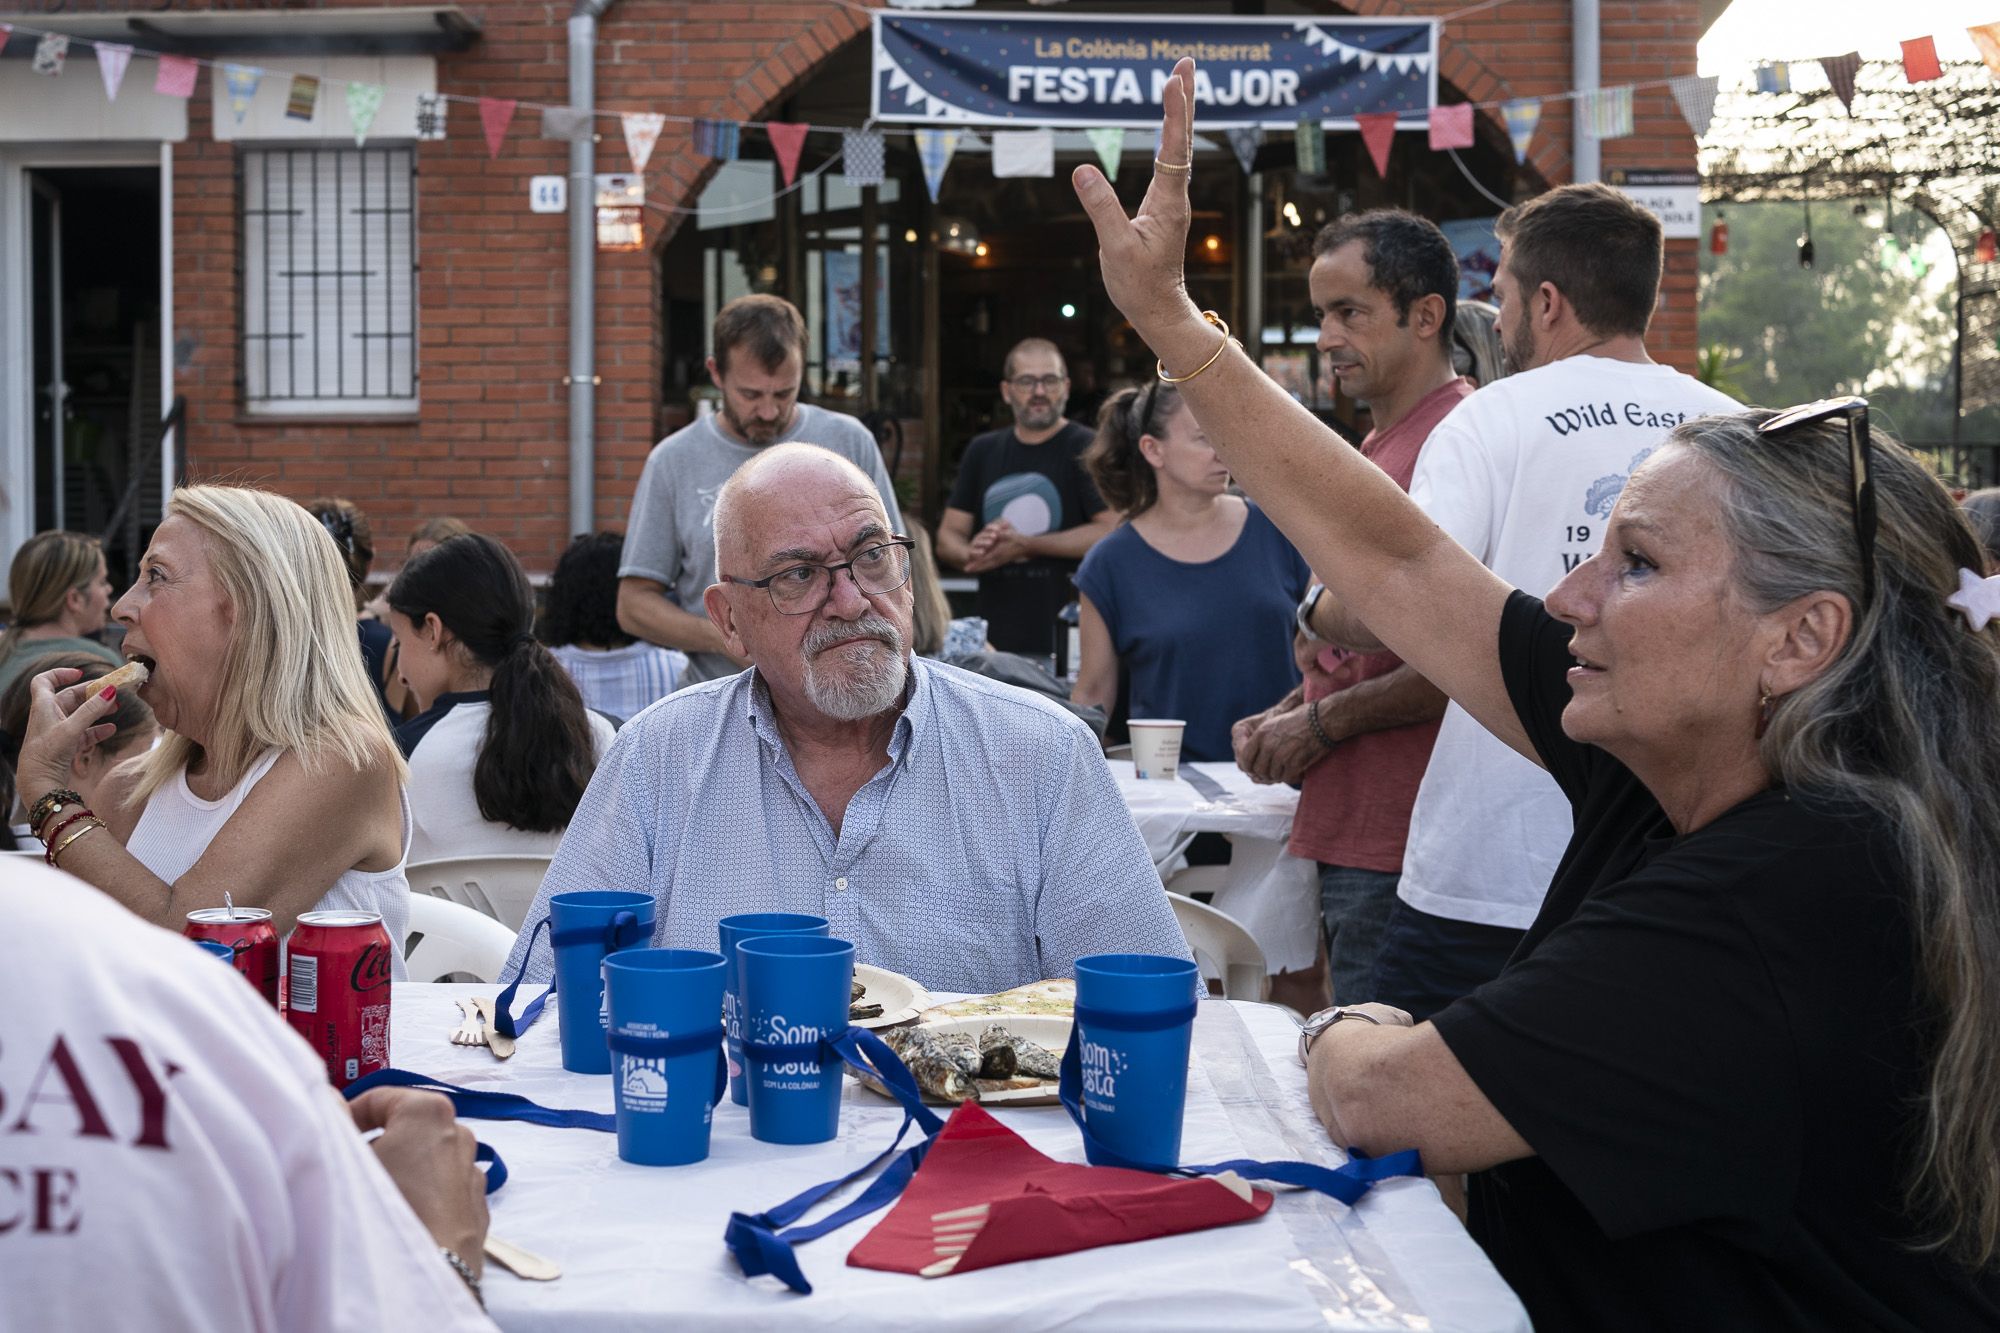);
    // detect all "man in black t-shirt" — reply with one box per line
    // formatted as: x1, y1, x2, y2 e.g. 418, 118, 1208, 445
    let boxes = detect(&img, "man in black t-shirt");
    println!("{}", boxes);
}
938, 338, 1116, 658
